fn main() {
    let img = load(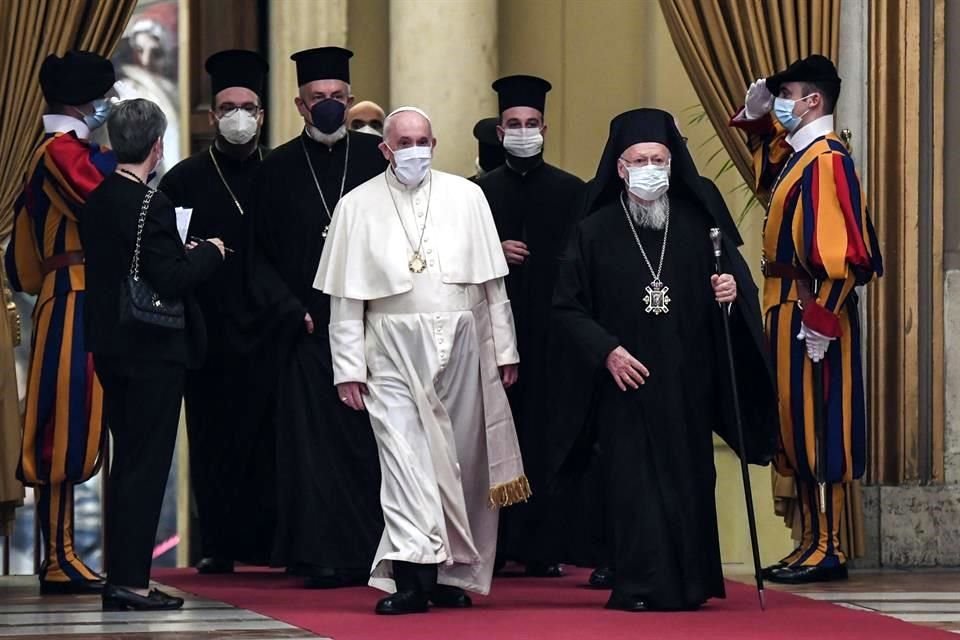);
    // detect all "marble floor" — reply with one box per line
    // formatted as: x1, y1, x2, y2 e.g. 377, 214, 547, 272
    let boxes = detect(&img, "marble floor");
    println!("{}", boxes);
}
1, 569, 958, 638
728, 567, 960, 634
